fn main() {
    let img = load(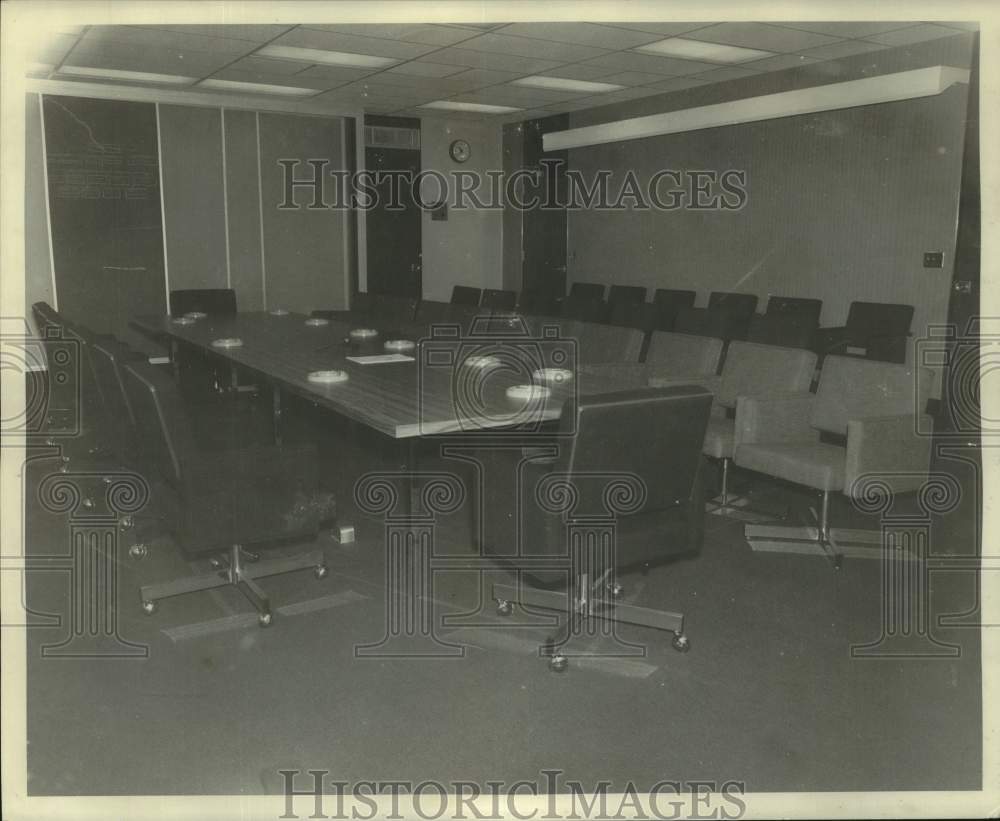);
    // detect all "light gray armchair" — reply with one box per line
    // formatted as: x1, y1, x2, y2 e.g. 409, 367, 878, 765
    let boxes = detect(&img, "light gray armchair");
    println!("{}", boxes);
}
734, 355, 933, 567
